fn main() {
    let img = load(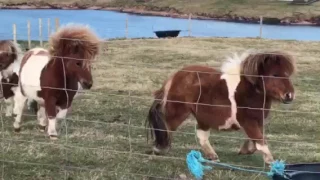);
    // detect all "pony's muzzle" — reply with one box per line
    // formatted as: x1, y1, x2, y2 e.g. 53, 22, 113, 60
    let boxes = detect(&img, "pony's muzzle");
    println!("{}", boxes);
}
80, 80, 92, 89
282, 92, 294, 104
